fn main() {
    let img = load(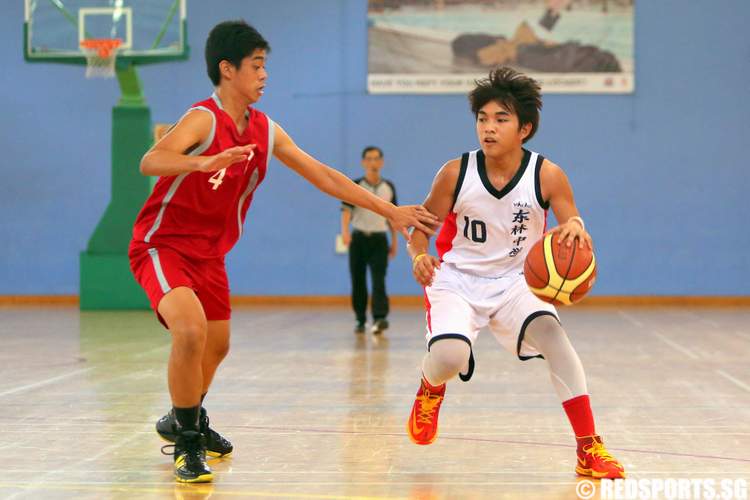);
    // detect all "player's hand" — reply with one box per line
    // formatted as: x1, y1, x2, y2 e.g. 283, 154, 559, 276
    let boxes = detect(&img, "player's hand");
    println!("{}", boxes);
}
341, 231, 351, 246
196, 144, 256, 173
551, 220, 592, 250
389, 205, 439, 241
412, 253, 440, 287
388, 242, 398, 260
